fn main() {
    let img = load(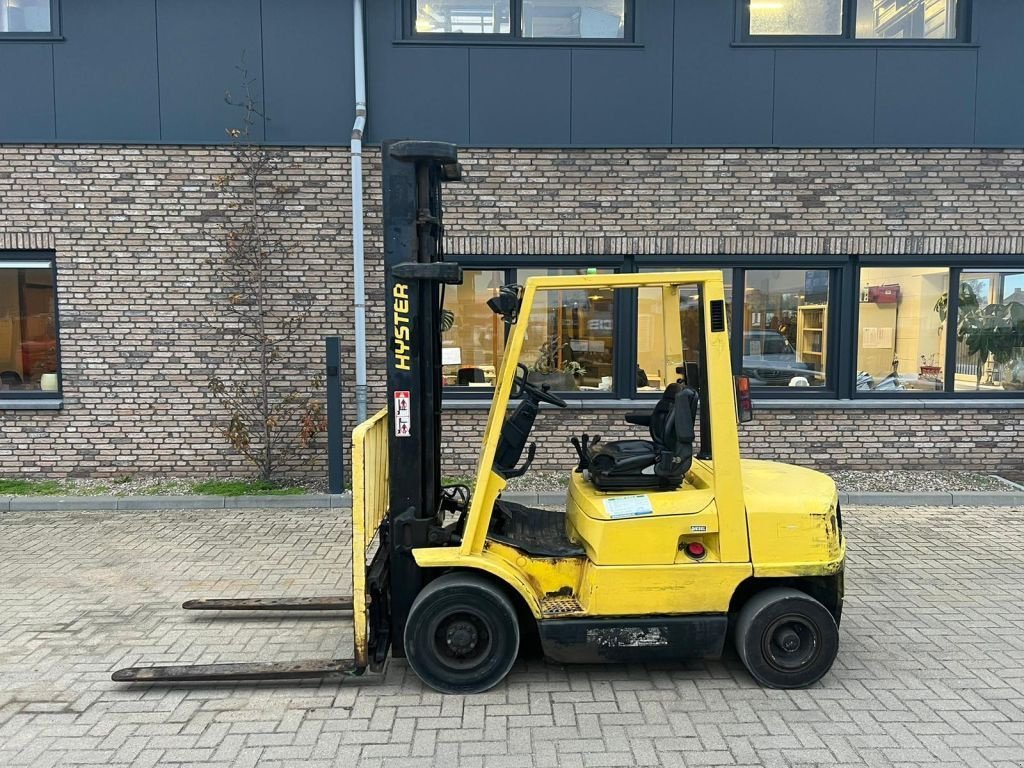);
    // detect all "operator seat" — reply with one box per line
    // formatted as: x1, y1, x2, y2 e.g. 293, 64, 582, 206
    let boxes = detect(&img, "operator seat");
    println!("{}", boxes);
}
584, 383, 698, 492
